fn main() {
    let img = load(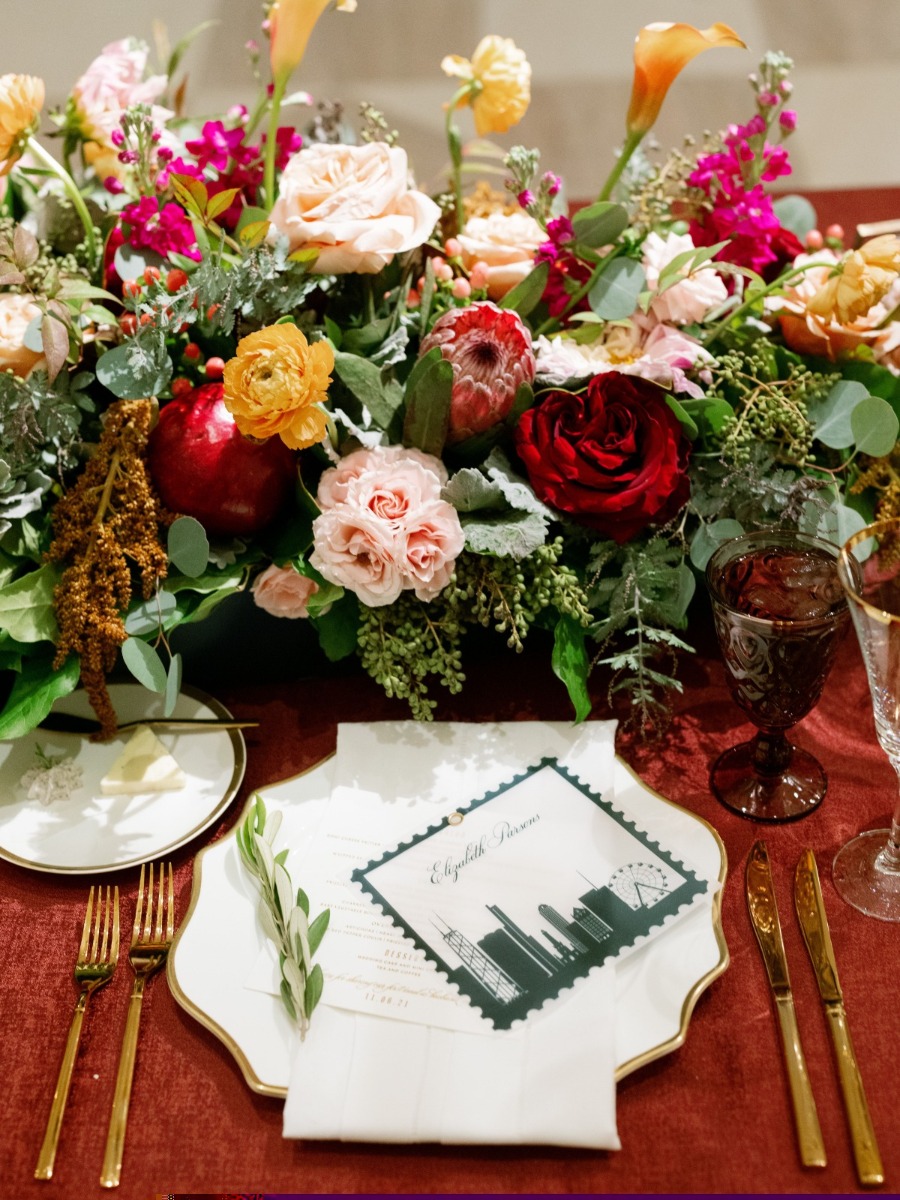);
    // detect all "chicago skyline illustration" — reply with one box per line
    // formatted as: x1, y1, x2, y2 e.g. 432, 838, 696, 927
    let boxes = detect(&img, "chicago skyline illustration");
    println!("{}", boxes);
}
430, 862, 695, 1028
